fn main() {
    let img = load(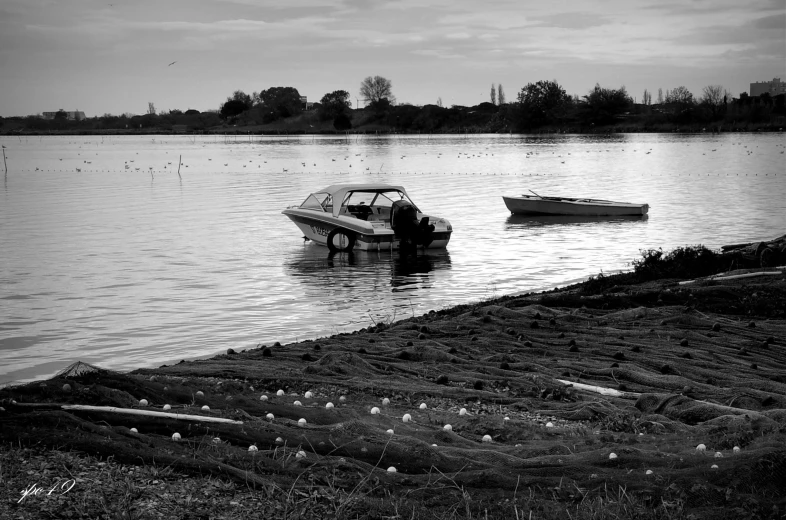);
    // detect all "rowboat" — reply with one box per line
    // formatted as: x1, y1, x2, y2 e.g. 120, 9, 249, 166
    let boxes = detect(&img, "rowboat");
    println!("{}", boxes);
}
283, 184, 452, 252
502, 193, 648, 216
